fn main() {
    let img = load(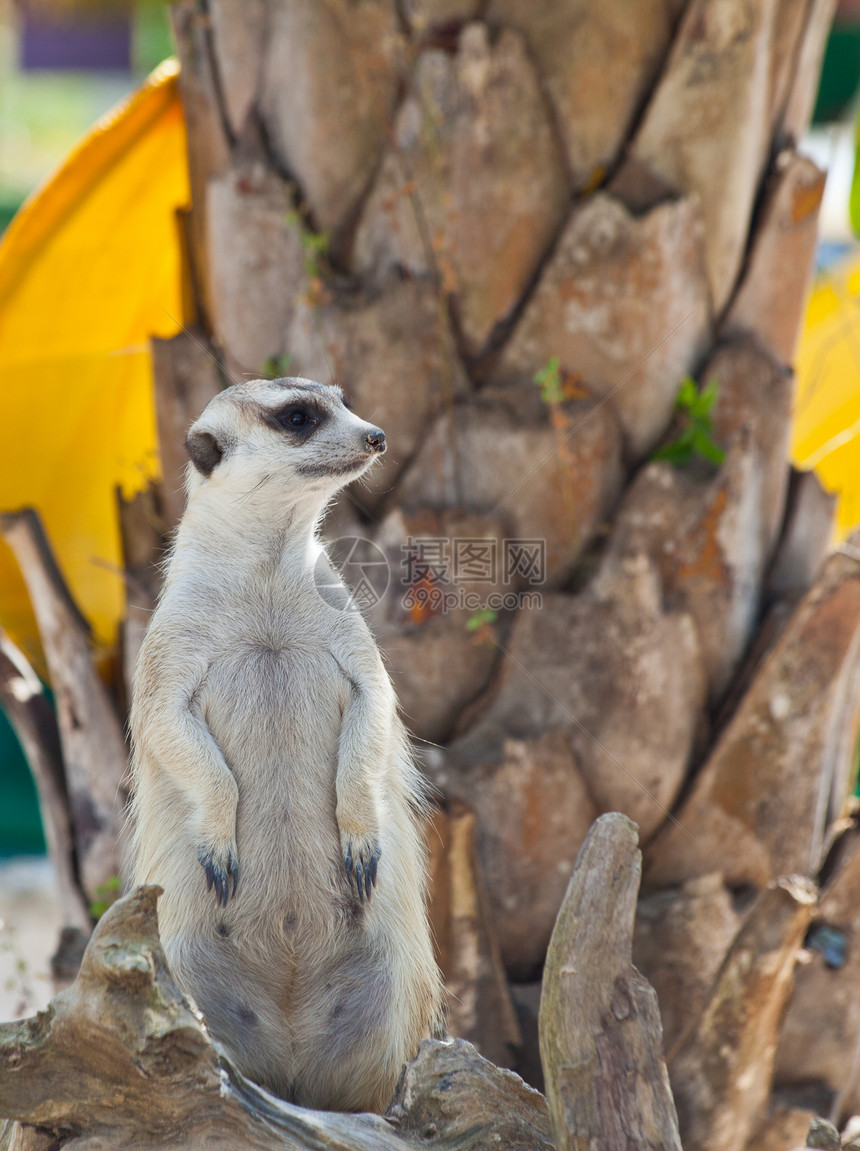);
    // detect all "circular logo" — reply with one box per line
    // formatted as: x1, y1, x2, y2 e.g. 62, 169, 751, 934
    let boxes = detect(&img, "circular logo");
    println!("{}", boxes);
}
314, 536, 390, 613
